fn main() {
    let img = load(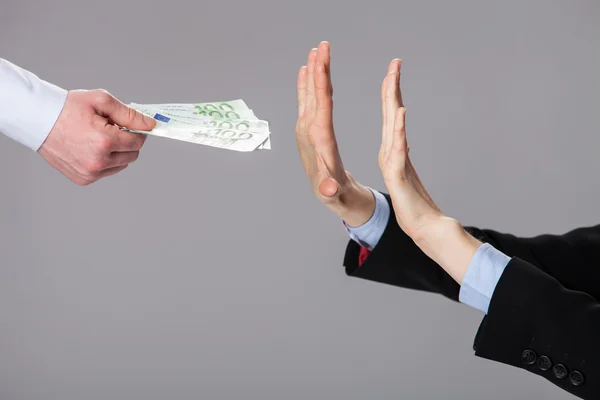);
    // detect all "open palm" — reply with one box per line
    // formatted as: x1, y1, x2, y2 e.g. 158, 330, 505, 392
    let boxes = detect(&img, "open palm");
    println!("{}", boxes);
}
296, 42, 348, 202
378, 60, 442, 238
